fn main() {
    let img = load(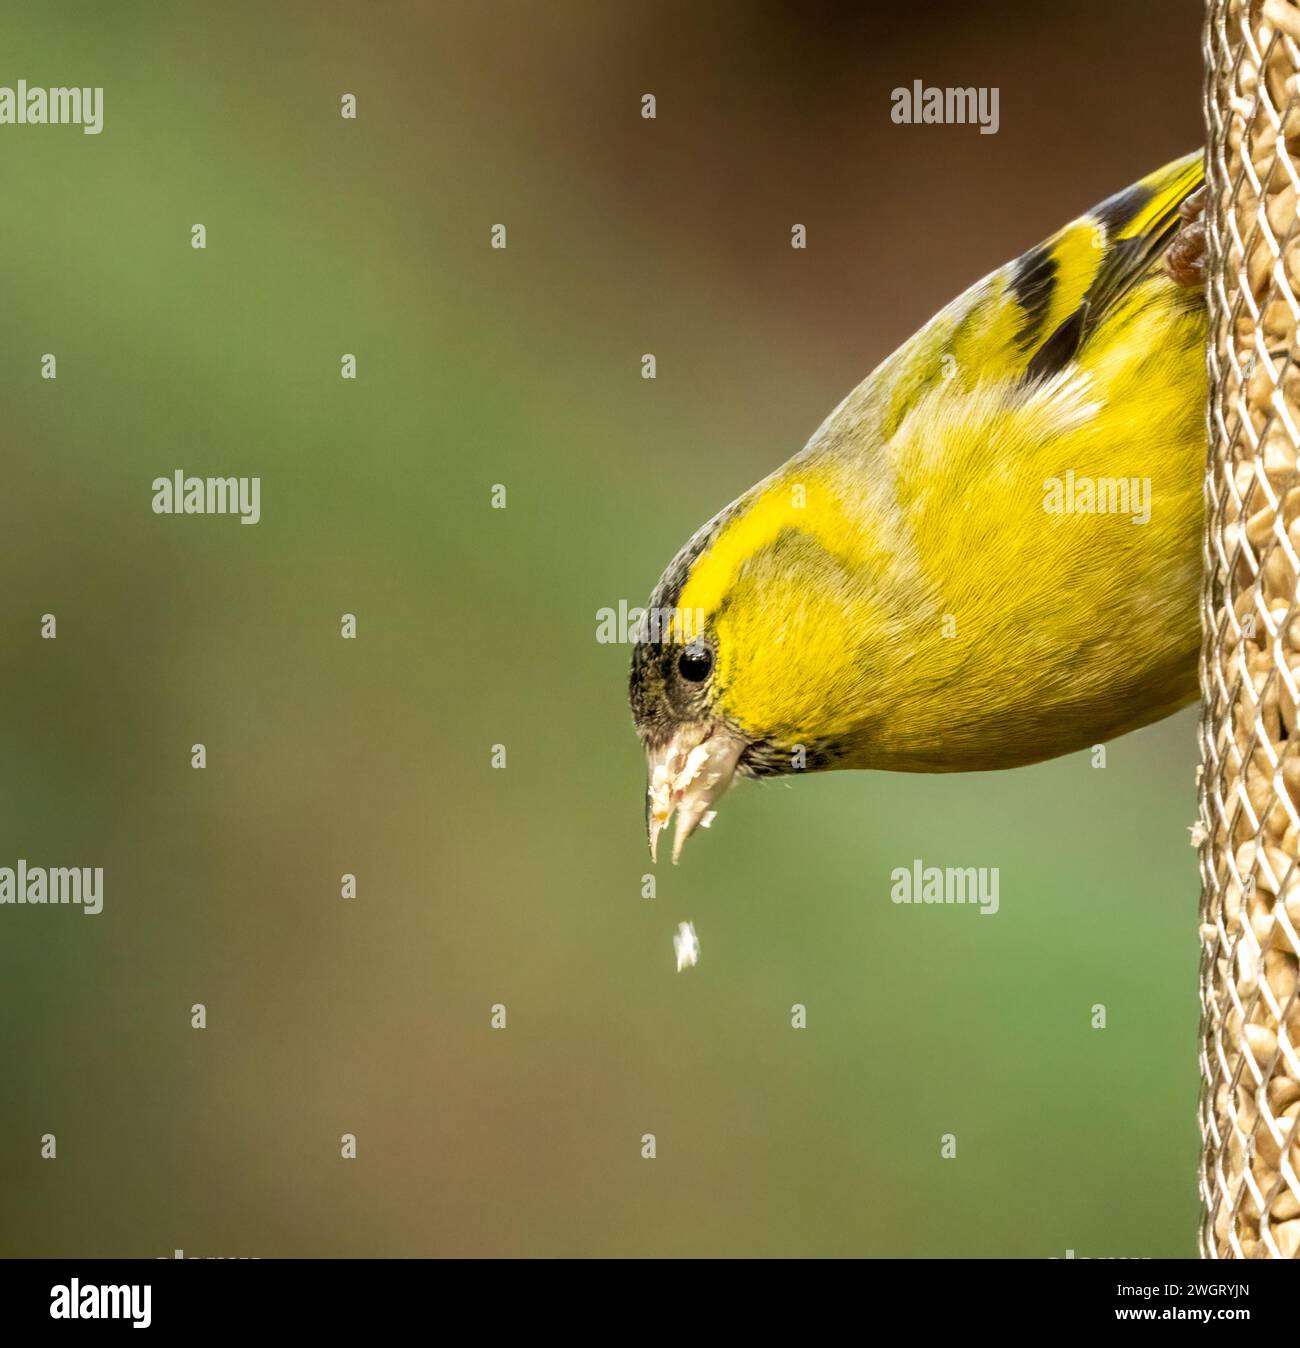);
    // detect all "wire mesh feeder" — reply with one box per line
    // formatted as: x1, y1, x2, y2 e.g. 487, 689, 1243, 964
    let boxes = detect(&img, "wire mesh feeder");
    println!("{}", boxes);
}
1201, 0, 1300, 1259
